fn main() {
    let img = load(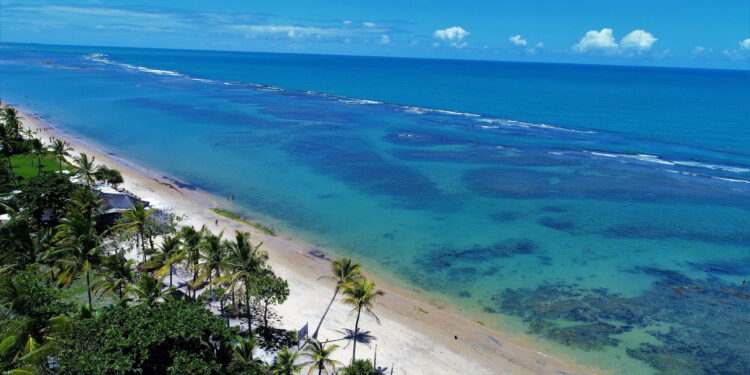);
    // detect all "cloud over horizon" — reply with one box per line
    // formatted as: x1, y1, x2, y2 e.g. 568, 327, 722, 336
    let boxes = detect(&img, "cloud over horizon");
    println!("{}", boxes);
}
573, 28, 657, 55
433, 26, 470, 48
